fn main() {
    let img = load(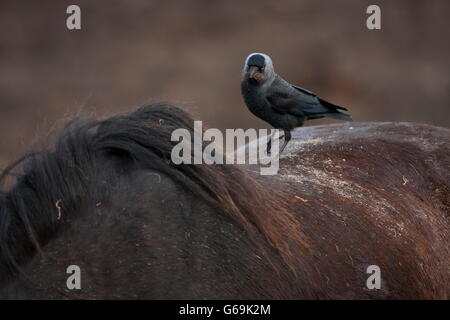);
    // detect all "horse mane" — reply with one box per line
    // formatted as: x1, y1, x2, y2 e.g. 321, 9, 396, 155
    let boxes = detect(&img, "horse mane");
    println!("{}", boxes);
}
0, 103, 304, 284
